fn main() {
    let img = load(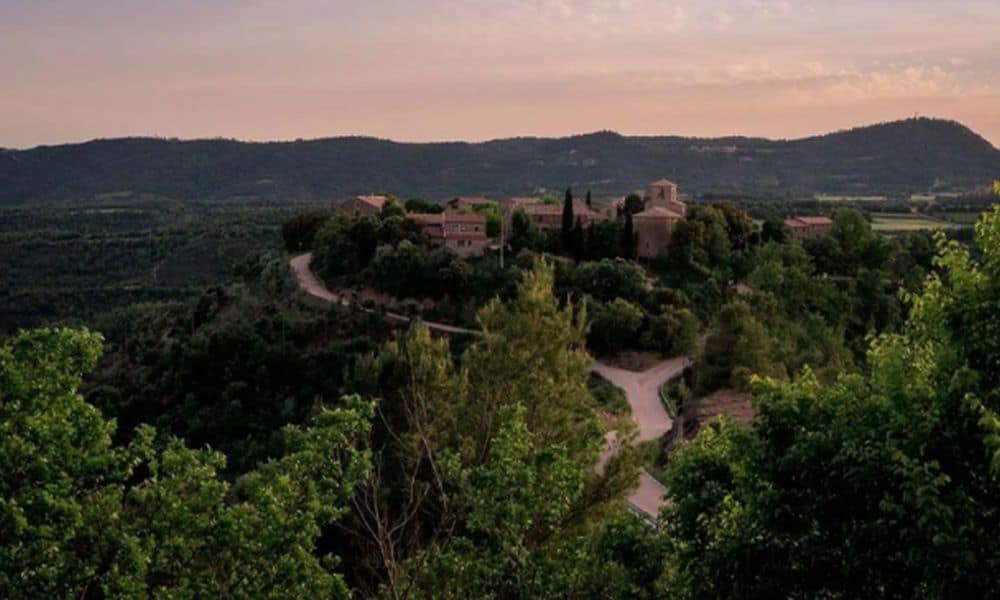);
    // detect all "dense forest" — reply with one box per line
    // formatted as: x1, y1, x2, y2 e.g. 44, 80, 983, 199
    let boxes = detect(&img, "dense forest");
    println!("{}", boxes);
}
3, 118, 999, 203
